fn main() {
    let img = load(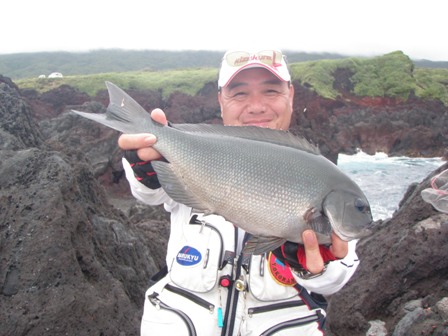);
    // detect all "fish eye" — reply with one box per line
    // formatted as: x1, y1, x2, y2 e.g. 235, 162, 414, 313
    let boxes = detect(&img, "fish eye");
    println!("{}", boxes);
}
354, 198, 370, 213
